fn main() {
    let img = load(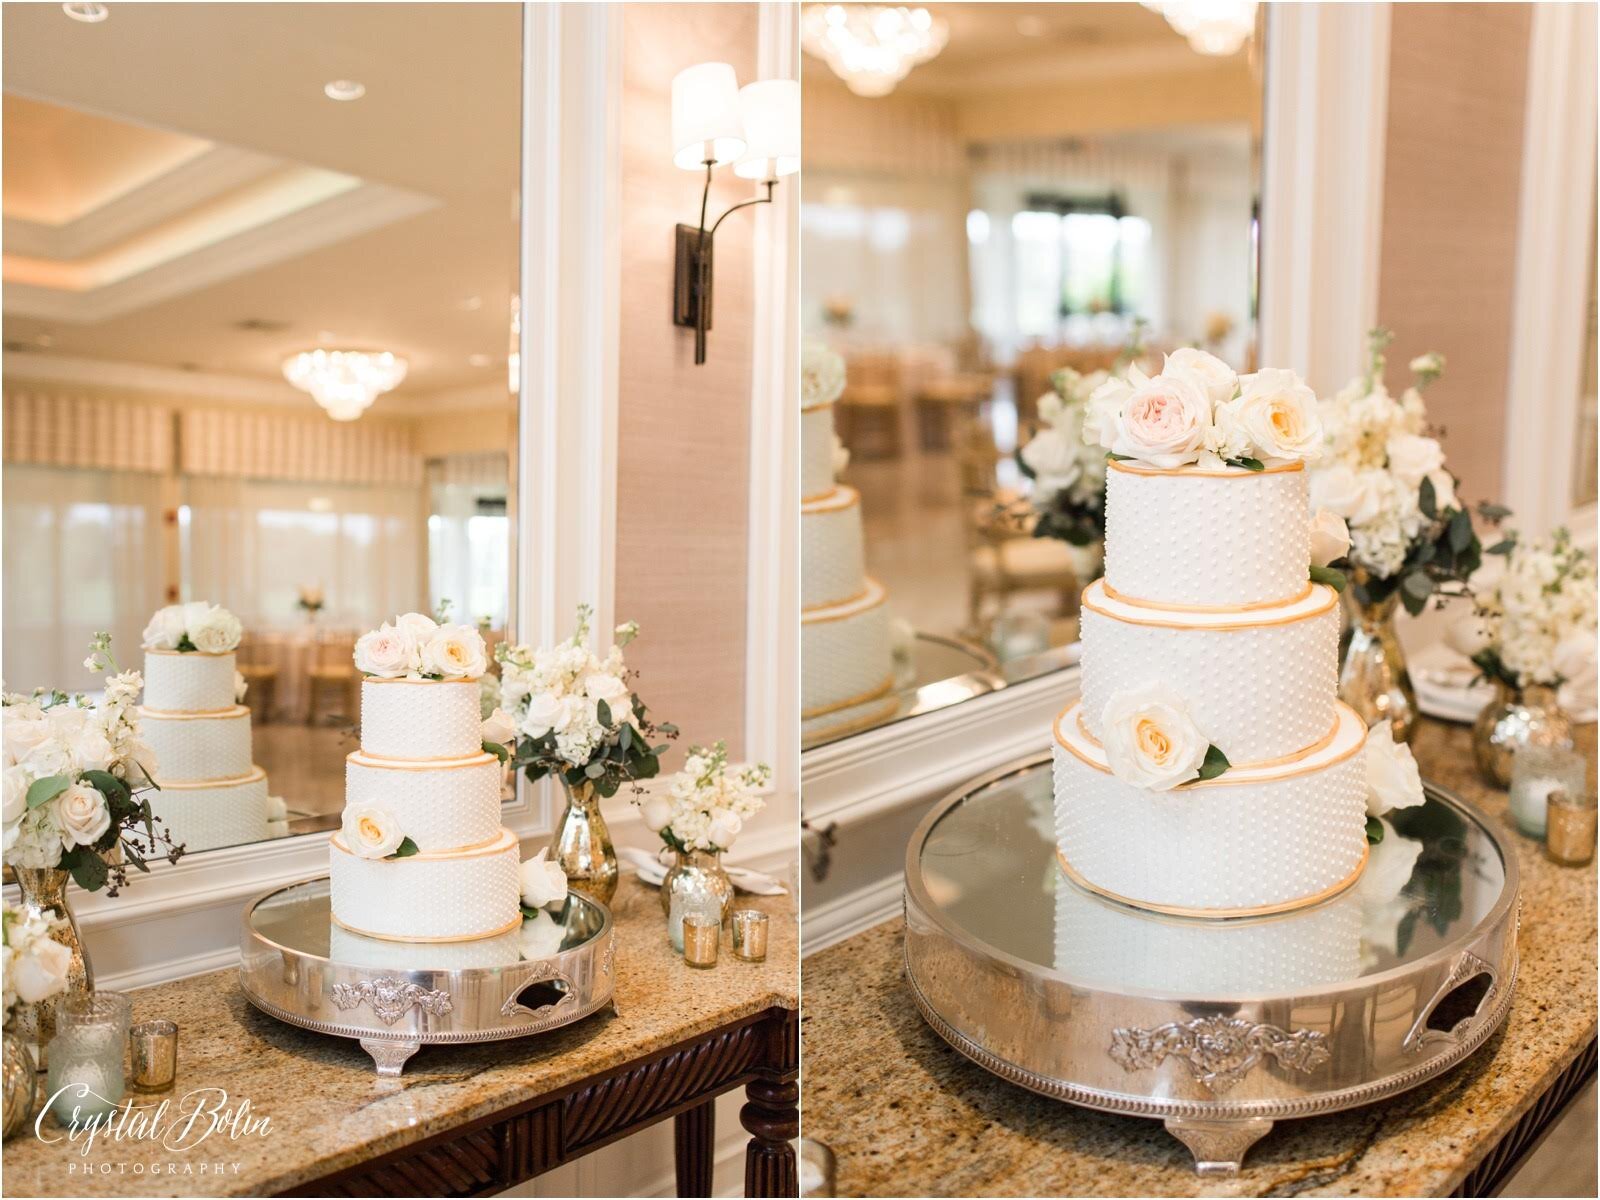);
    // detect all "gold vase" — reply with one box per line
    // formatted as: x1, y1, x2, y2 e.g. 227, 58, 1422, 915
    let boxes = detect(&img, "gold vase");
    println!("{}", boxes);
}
1472, 682, 1574, 788
1339, 588, 1418, 743
553, 780, 618, 906
2, 1034, 37, 1140
10, 868, 92, 1071
658, 848, 735, 921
